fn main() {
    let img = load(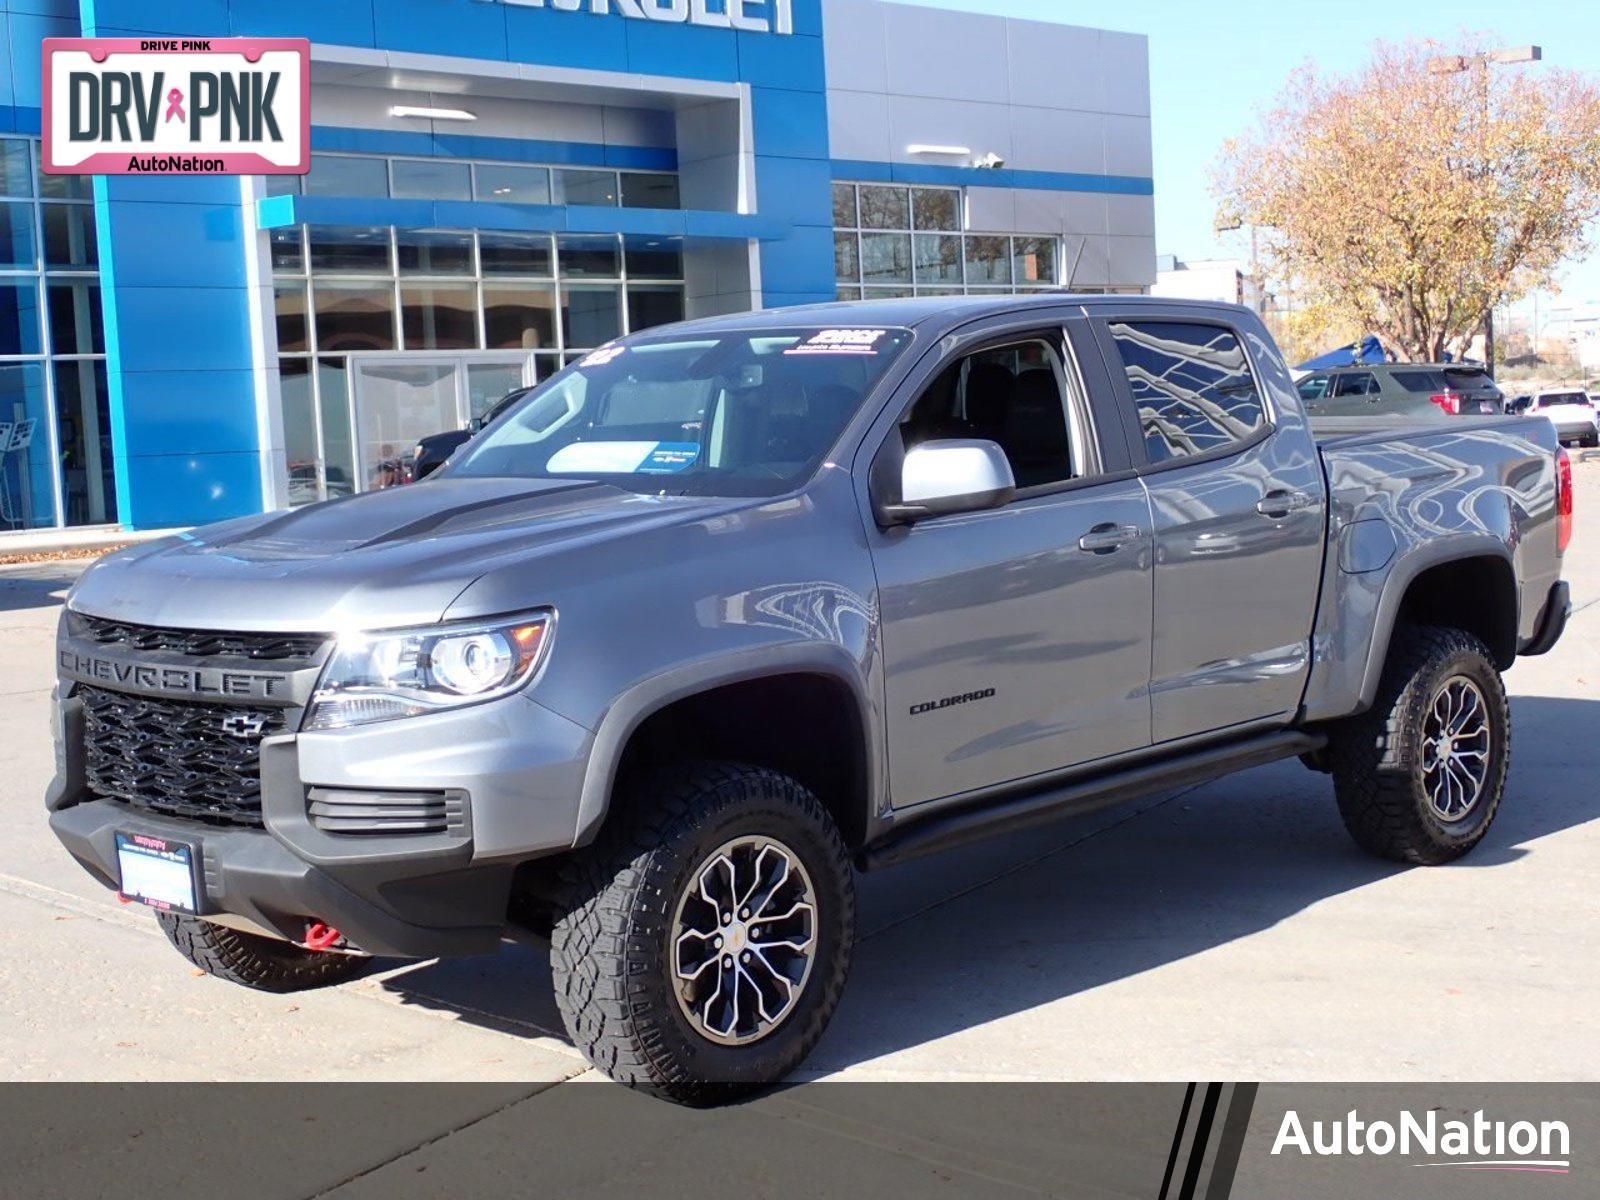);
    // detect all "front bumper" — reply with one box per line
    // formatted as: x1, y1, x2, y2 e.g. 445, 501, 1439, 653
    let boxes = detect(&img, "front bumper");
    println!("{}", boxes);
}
47, 685, 595, 959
